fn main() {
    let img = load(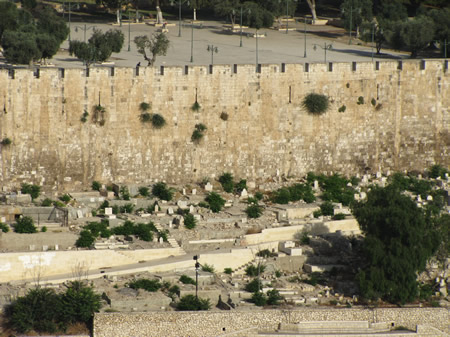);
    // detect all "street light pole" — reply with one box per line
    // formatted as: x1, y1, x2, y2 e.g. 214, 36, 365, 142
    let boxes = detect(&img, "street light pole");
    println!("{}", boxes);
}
371, 23, 374, 62
286, 0, 289, 34
190, 21, 194, 62
304, 17, 307, 58
240, 7, 243, 47
194, 255, 199, 300
128, 10, 131, 52
178, 0, 182, 37
349, 5, 353, 45
69, 2, 72, 41
313, 43, 332, 63
207, 45, 218, 65
256, 29, 259, 71
75, 24, 96, 43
